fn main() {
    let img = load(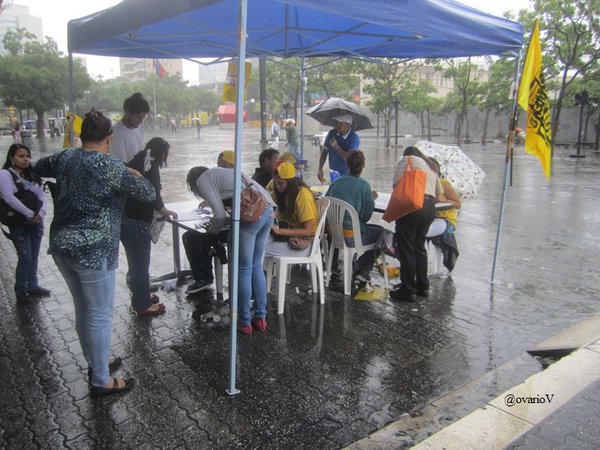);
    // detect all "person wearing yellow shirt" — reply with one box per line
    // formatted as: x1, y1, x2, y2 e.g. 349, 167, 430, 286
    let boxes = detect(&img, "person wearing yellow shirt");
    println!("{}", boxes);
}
265, 161, 317, 257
